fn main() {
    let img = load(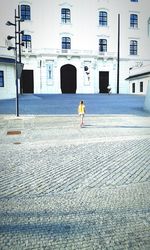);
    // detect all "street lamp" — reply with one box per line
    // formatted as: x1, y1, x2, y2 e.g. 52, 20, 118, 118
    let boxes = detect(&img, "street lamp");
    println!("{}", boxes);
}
17, 5, 24, 63
117, 13, 120, 94
6, 21, 16, 26
7, 36, 16, 51
7, 46, 16, 50
6, 7, 24, 117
